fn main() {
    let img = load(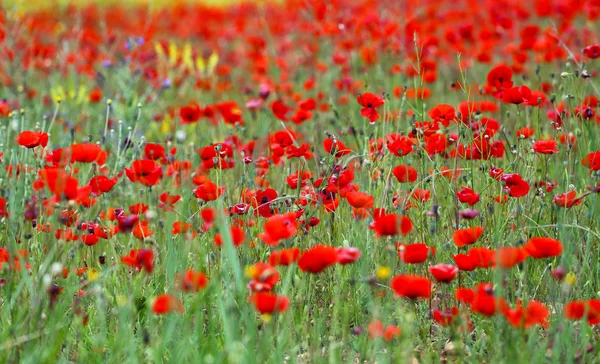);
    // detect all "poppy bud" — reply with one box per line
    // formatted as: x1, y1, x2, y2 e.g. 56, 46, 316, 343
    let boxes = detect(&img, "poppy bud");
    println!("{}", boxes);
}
551, 266, 565, 281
